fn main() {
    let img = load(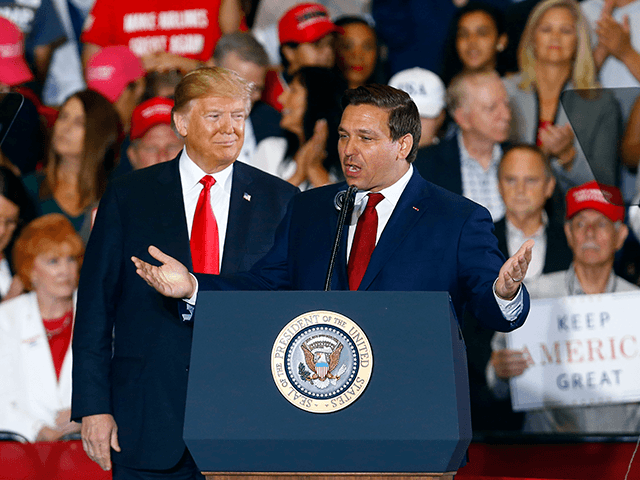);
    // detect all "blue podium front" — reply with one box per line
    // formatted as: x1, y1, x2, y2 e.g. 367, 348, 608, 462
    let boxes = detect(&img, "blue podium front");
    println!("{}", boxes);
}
184, 291, 471, 474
